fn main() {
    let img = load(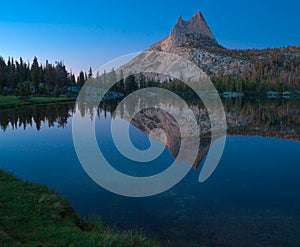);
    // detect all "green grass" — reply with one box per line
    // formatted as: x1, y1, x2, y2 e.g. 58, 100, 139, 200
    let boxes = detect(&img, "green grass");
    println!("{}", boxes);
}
0, 96, 26, 108
0, 96, 75, 109
0, 170, 158, 247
